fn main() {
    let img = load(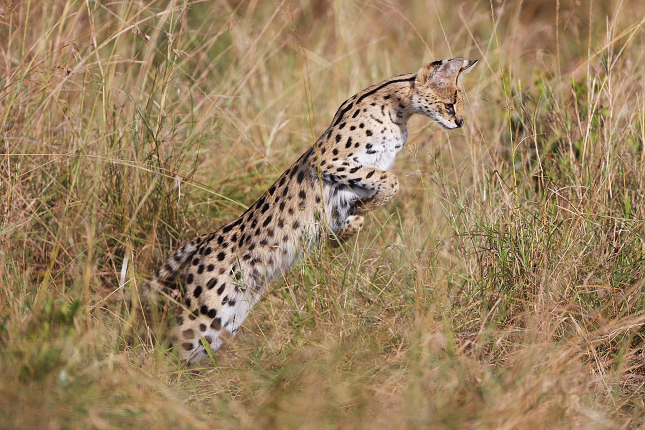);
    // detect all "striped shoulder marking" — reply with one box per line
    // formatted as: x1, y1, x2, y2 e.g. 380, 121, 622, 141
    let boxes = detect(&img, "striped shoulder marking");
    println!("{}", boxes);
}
355, 74, 416, 105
